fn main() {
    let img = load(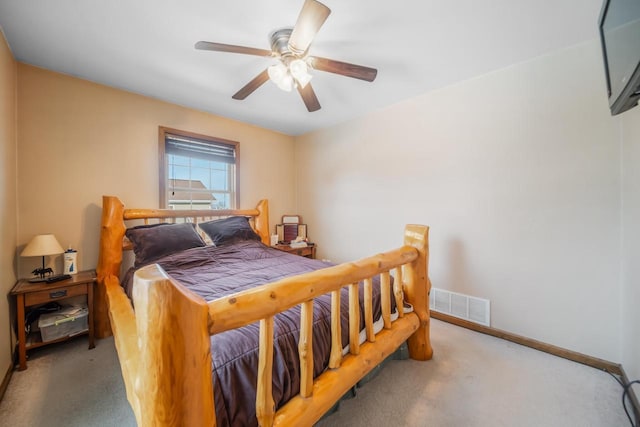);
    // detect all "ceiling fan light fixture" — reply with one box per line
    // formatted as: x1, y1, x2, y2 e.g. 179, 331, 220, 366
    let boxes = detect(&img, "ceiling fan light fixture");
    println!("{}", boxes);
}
278, 73, 294, 92
268, 62, 287, 82
268, 61, 310, 92
268, 62, 293, 91
289, 59, 312, 88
